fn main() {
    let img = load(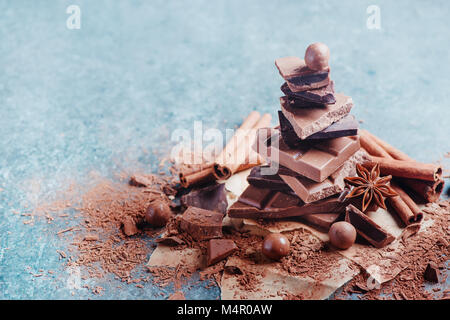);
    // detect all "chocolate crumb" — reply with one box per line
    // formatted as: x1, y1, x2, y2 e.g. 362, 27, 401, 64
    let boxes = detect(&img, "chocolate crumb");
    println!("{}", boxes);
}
121, 216, 139, 236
